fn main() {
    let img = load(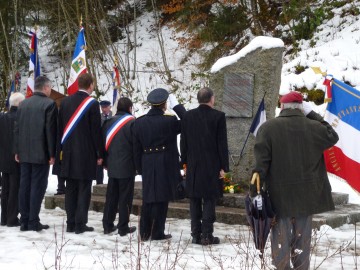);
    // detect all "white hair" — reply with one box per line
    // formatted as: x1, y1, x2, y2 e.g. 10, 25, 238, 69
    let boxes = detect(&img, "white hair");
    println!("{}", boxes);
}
9, 92, 25, 107
281, 102, 303, 111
